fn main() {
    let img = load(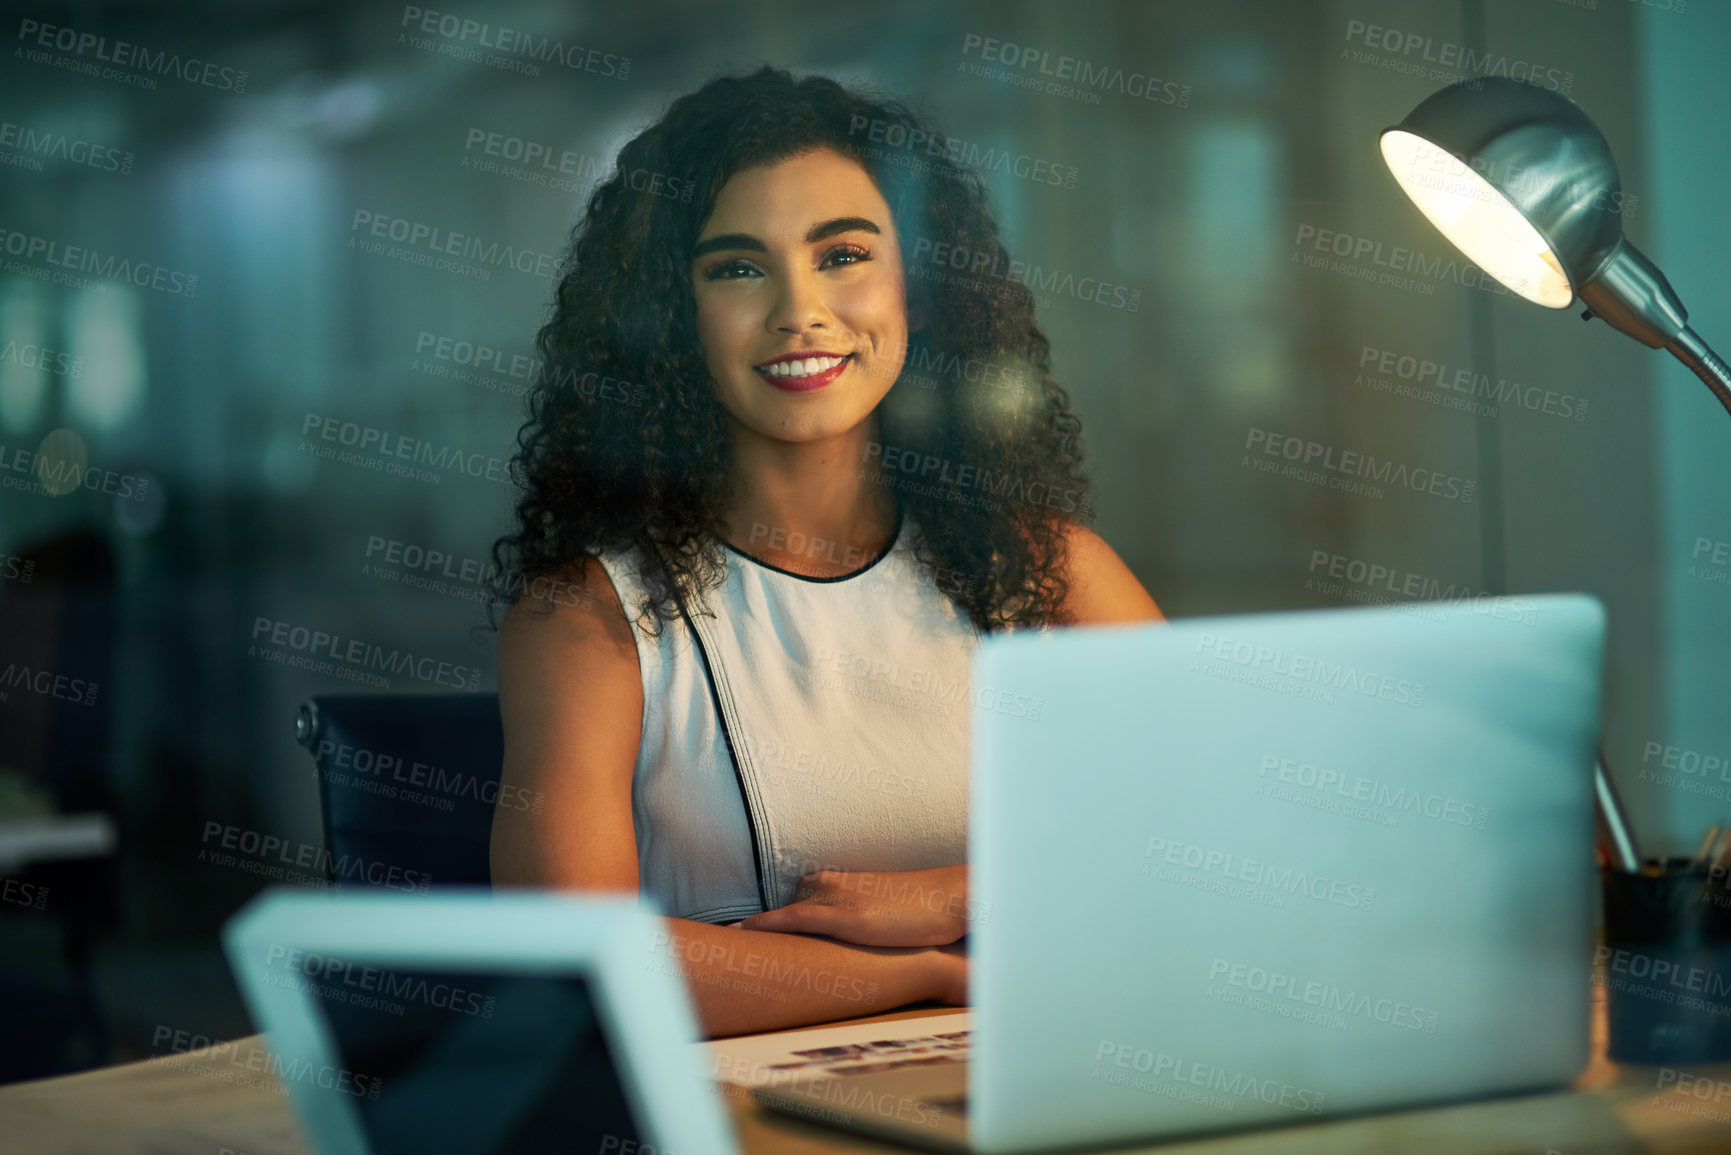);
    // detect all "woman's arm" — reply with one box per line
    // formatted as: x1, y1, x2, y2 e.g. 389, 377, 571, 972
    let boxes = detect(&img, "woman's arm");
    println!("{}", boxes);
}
490, 562, 643, 891
489, 562, 963, 1036
651, 918, 965, 1038
738, 864, 973, 946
